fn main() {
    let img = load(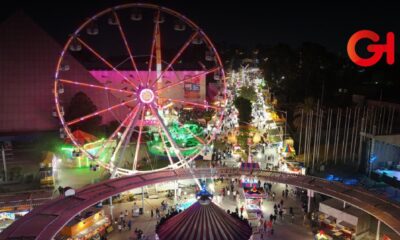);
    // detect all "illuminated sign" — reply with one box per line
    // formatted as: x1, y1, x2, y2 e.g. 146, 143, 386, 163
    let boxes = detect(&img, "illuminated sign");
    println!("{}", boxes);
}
347, 30, 395, 67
